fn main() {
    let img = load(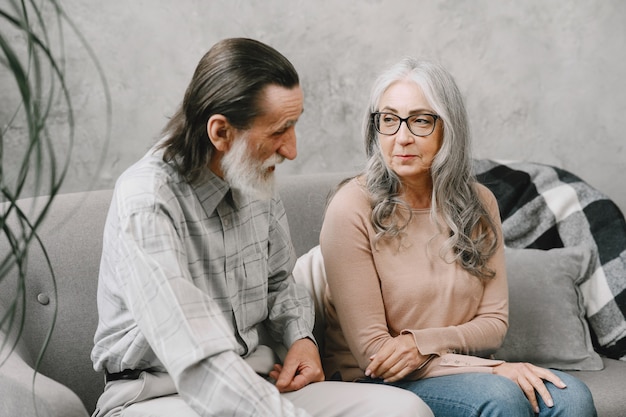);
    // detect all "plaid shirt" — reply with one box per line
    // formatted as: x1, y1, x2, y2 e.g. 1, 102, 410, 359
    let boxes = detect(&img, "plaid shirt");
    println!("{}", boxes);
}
91, 147, 314, 416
